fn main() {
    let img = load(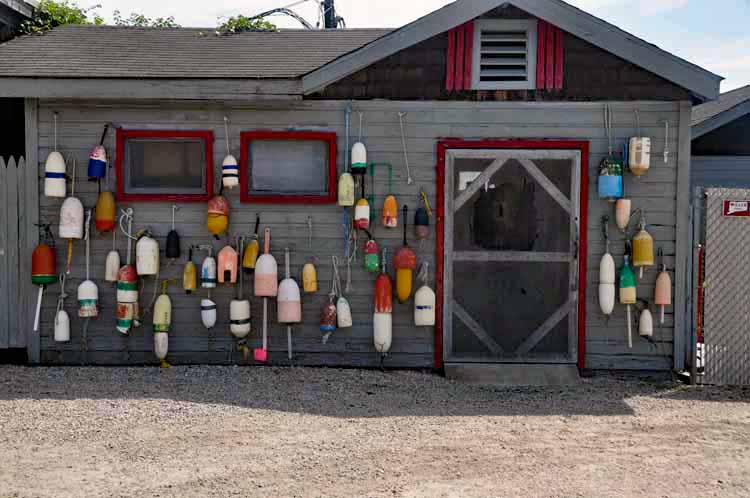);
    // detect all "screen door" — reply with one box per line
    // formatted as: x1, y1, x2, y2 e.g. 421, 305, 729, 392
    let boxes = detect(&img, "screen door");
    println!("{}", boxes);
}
443, 149, 581, 364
